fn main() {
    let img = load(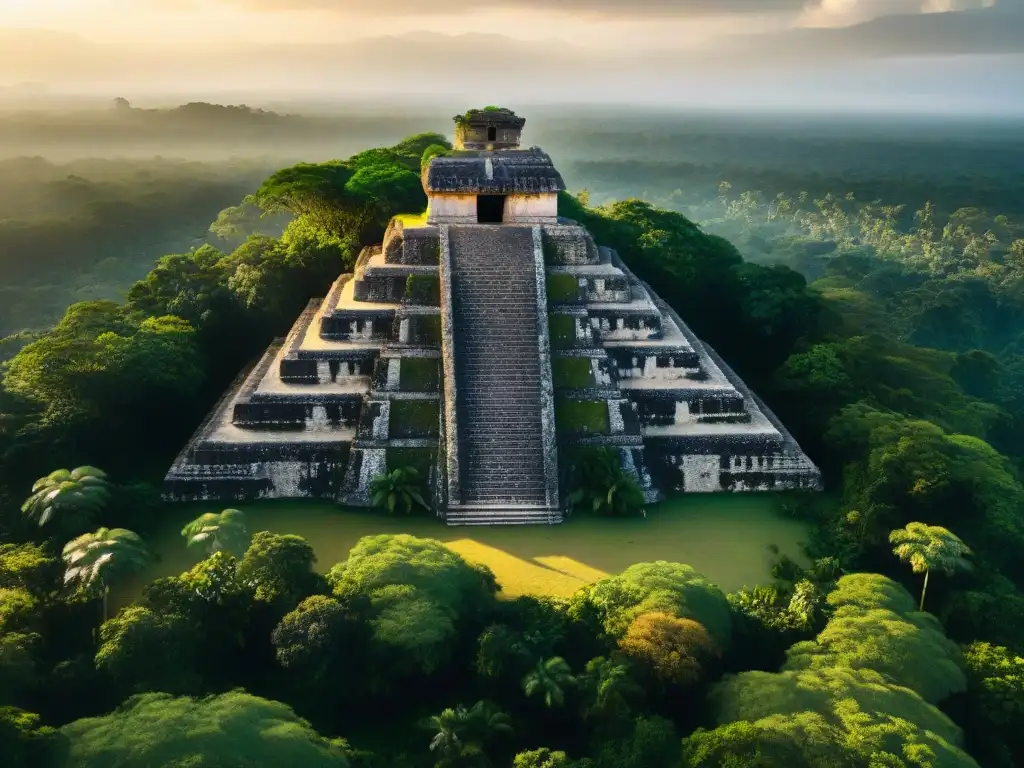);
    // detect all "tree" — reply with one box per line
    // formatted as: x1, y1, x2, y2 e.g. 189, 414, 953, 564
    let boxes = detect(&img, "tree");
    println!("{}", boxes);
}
567, 561, 732, 646
0, 633, 39, 706
0, 707, 66, 768
963, 642, 1024, 766
889, 523, 973, 611
95, 606, 198, 696
0, 543, 60, 598
21, 466, 110, 535
684, 713, 856, 768
617, 611, 719, 686
368, 467, 429, 515
60, 691, 350, 767
271, 595, 361, 683
422, 701, 512, 768
181, 509, 251, 558
591, 715, 679, 768
236, 531, 320, 610
579, 656, 642, 724
708, 667, 976, 766
523, 656, 574, 708
329, 535, 498, 687
62, 528, 149, 622
784, 607, 966, 705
